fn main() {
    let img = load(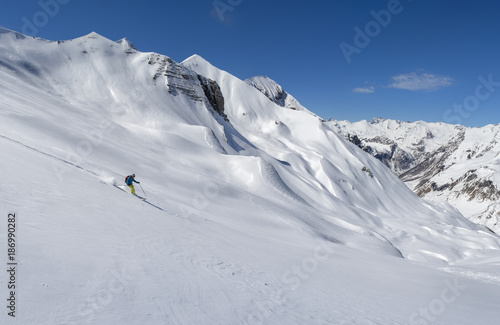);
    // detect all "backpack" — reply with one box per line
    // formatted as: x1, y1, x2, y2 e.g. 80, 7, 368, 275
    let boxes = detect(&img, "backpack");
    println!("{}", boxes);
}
125, 175, 130, 184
